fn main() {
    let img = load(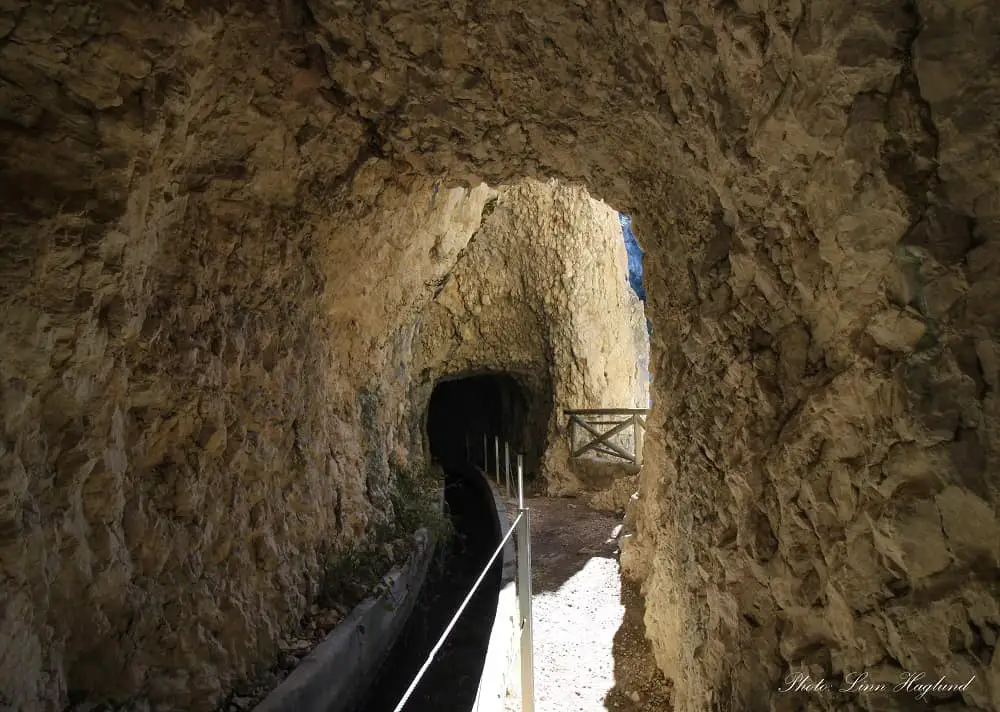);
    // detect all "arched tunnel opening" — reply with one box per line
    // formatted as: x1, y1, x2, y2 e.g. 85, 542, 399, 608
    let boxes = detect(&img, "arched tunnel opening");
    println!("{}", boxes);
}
358, 374, 543, 711
6, 3, 996, 710
426, 371, 550, 480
